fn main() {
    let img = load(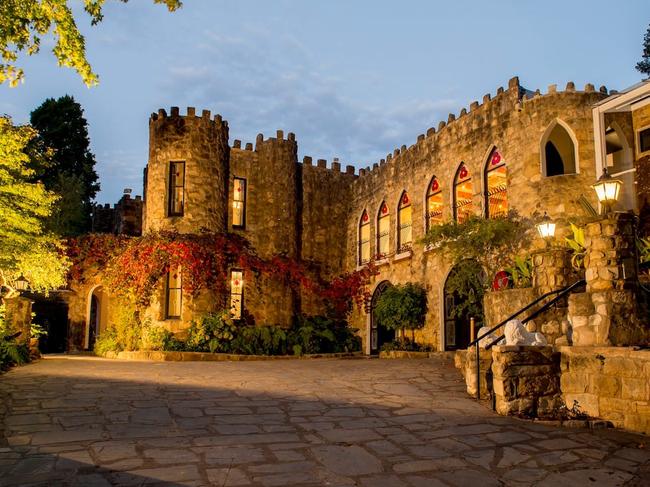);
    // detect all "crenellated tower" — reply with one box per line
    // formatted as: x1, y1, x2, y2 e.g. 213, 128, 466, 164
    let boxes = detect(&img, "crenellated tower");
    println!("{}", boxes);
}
144, 107, 230, 234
